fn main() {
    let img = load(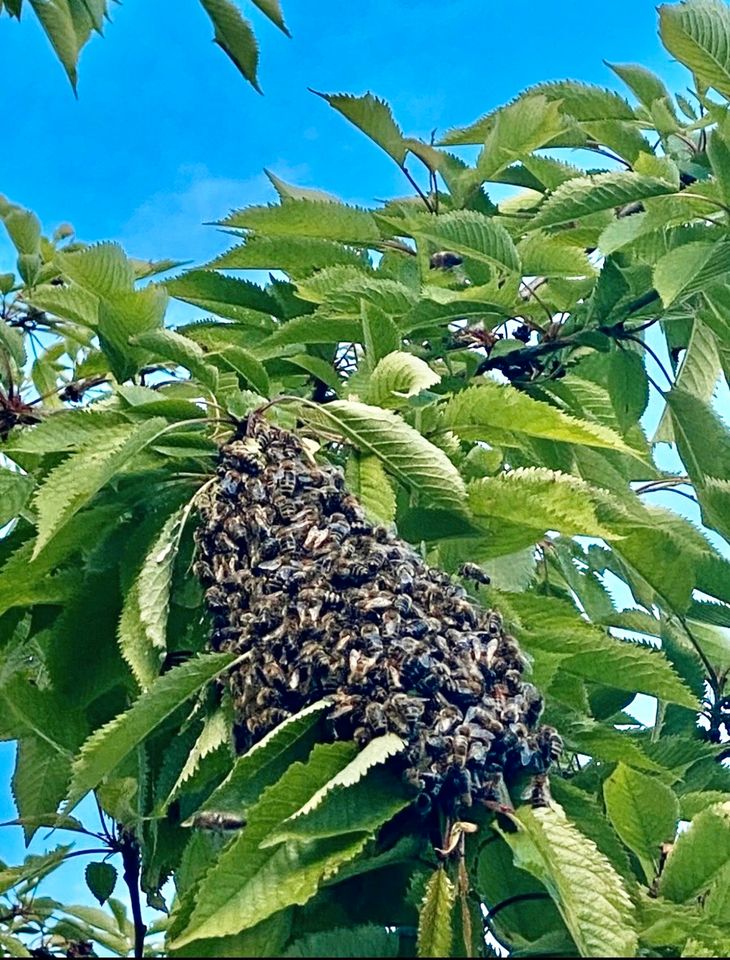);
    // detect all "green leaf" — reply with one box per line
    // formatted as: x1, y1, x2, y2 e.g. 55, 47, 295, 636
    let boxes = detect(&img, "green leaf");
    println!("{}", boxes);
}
516, 233, 597, 277
659, 0, 730, 98
316, 277, 416, 321
28, 0, 81, 90
344, 452, 397, 525
0, 846, 72, 896
2, 206, 41, 255
666, 388, 730, 484
468, 469, 619, 539
11, 736, 71, 843
210, 235, 367, 275
170, 741, 365, 947
25, 283, 100, 328
295, 265, 375, 304
440, 81, 634, 145
98, 286, 168, 381
59, 242, 135, 298
133, 329, 220, 392
417, 868, 454, 959
550, 778, 633, 881
254, 316, 362, 356
411, 210, 520, 272
312, 91, 407, 164
199, 0, 260, 92
213, 345, 271, 396
606, 61, 676, 112
708, 128, 730, 207
603, 763, 680, 882
220, 199, 380, 244
167, 269, 280, 323
264, 748, 410, 845
65, 652, 235, 810
282, 733, 404, 820
0, 469, 33, 526
283, 926, 401, 958
696, 477, 730, 542
3, 409, 128, 454
201, 701, 330, 816
656, 320, 721, 444
361, 300, 400, 364
511, 593, 697, 707
85, 861, 117, 906
118, 581, 159, 694
250, 0, 289, 34
528, 172, 676, 230
296, 400, 468, 515
654, 241, 730, 305
608, 348, 649, 431
477, 95, 568, 179
612, 507, 713, 614
367, 351, 440, 408
168, 709, 229, 804
132, 507, 183, 683
0, 317, 26, 369
502, 804, 637, 958
32, 418, 168, 558
659, 801, 730, 902
441, 381, 637, 454
278, 354, 342, 393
